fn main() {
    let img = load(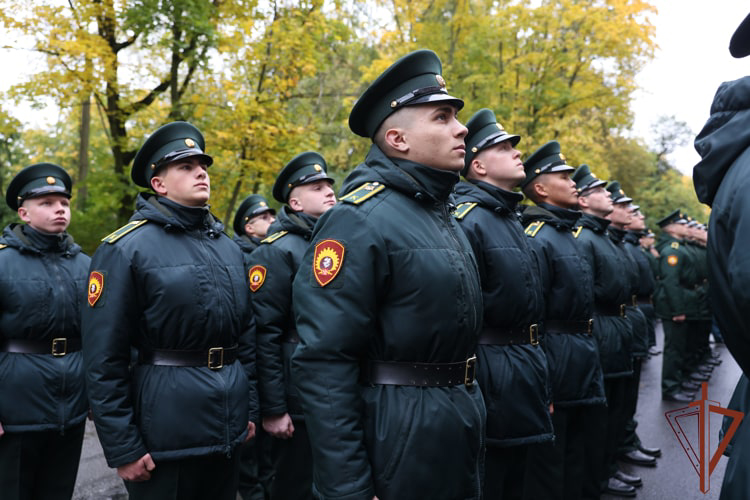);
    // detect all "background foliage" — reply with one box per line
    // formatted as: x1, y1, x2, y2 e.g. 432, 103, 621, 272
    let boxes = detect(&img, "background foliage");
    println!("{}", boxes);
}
0, 0, 707, 254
